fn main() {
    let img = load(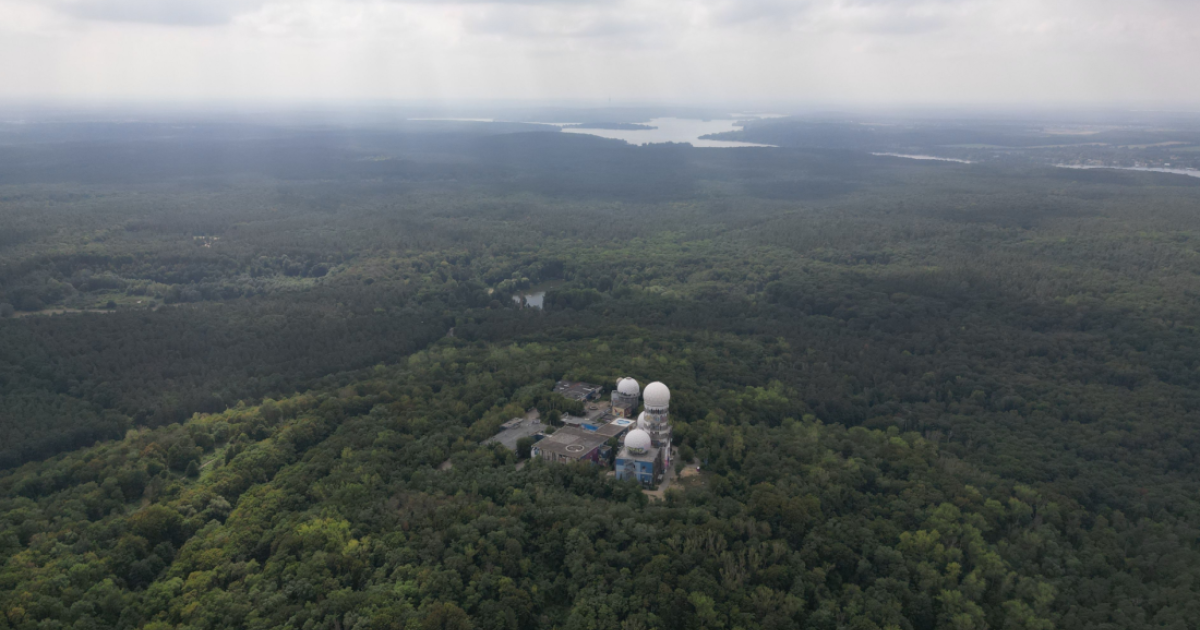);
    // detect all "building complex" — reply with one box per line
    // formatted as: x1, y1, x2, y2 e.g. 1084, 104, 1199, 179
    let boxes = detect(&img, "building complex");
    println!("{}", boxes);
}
487, 377, 673, 488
